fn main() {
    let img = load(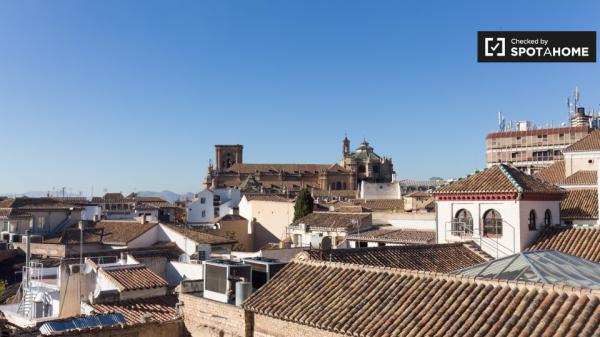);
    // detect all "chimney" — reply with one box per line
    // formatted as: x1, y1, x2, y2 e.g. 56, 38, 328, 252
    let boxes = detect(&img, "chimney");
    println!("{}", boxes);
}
232, 207, 239, 216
